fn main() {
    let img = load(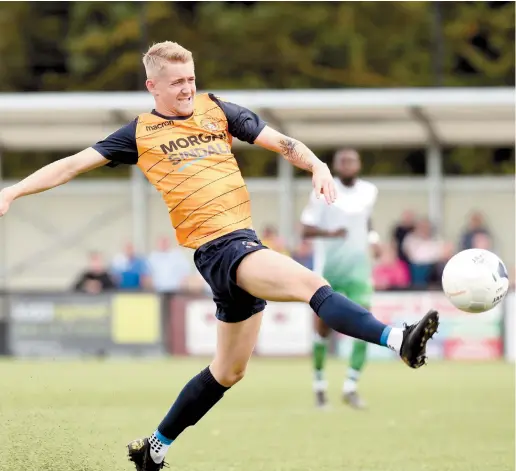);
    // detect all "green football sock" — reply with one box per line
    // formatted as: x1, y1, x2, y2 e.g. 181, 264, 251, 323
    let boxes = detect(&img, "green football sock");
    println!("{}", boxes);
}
349, 339, 367, 372
313, 334, 328, 381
